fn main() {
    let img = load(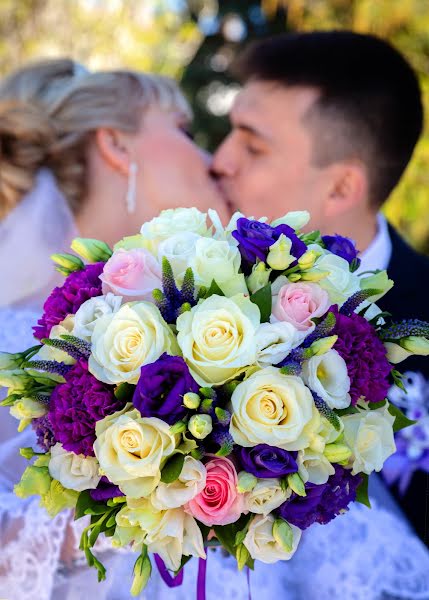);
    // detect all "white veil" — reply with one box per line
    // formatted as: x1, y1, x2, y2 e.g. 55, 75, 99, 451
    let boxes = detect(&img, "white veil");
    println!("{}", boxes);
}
0, 168, 78, 310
